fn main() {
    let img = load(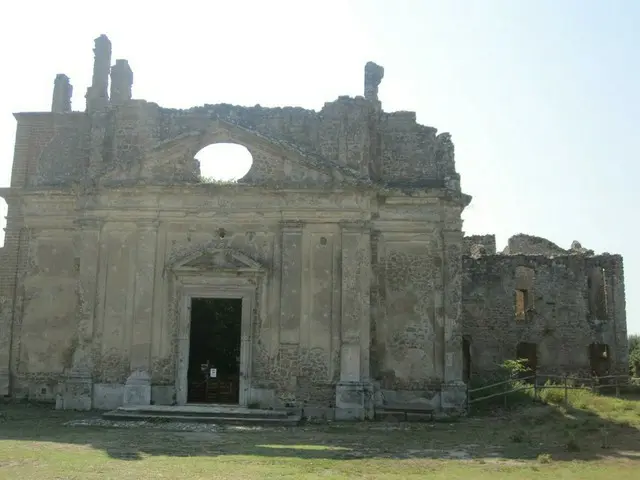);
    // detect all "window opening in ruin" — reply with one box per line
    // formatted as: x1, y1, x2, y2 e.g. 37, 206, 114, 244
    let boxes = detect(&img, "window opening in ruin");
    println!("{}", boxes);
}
187, 298, 242, 404
0, 197, 6, 247
588, 267, 608, 320
462, 336, 472, 382
515, 289, 529, 320
588, 343, 610, 377
515, 342, 538, 379
195, 143, 253, 183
